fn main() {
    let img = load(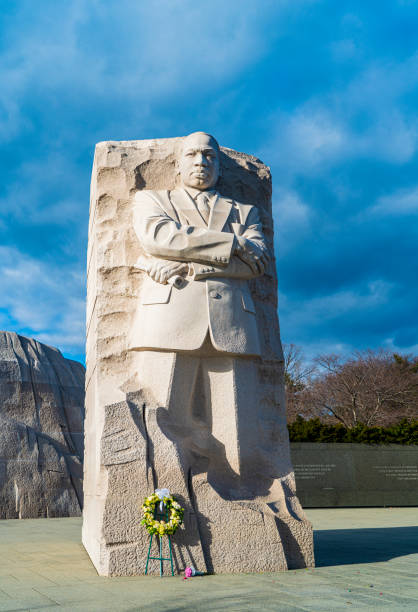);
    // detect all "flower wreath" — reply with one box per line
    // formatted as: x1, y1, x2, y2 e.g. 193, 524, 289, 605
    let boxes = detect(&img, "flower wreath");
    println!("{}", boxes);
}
141, 493, 184, 536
